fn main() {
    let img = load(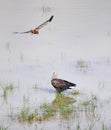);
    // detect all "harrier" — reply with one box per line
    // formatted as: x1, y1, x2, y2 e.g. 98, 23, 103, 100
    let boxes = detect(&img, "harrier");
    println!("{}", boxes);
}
14, 15, 54, 35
